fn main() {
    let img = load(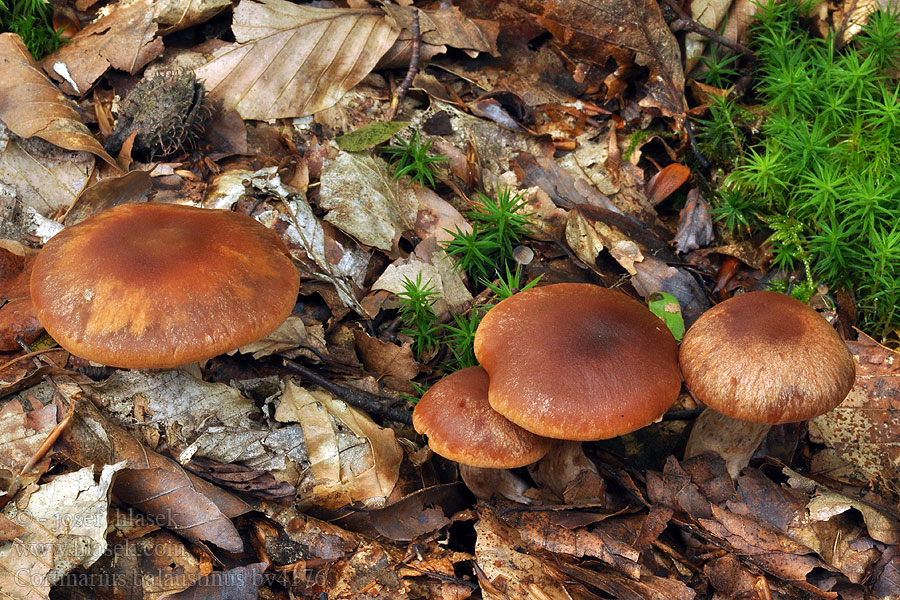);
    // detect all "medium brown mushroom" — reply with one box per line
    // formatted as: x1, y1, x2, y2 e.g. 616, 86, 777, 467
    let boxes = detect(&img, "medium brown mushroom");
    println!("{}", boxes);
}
413, 366, 552, 468
30, 202, 299, 369
679, 291, 855, 477
473, 283, 682, 441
